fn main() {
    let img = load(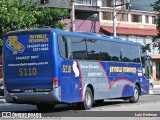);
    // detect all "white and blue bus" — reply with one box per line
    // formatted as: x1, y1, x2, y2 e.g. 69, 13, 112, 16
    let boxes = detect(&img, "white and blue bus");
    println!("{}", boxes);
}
3, 27, 150, 110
